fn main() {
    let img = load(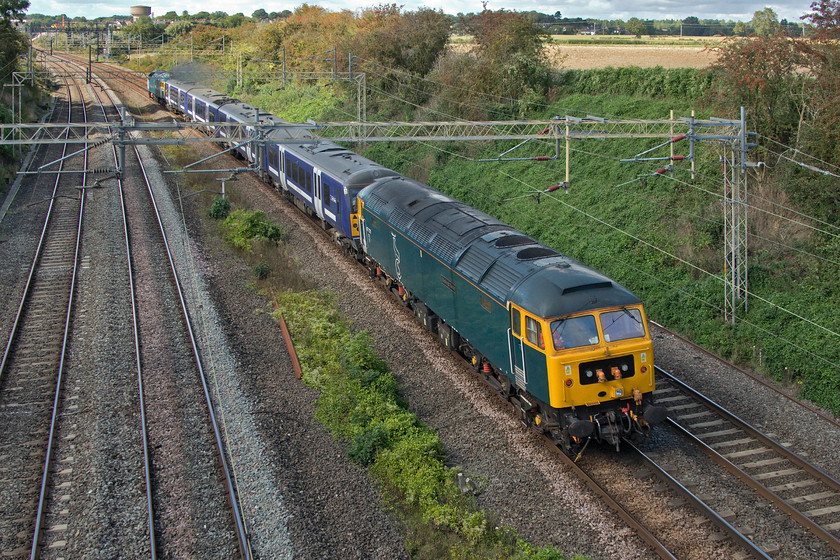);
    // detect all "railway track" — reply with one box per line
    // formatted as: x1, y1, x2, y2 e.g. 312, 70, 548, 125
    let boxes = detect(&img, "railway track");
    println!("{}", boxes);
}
77, 55, 252, 559
0, 63, 86, 559
653, 366, 840, 555
42, 53, 840, 558
0, 55, 252, 559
